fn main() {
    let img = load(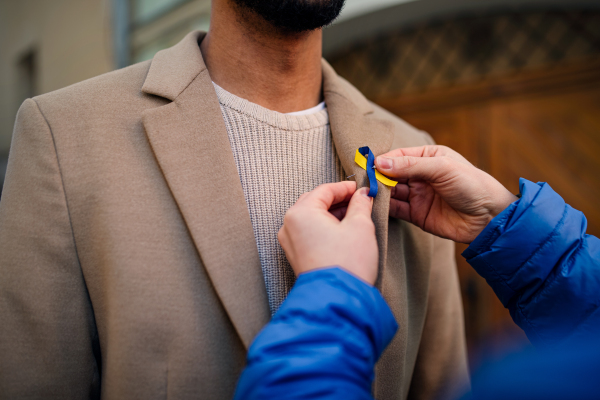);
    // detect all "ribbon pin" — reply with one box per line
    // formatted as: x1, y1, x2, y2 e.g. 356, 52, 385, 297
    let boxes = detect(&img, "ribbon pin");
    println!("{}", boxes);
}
354, 147, 398, 198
